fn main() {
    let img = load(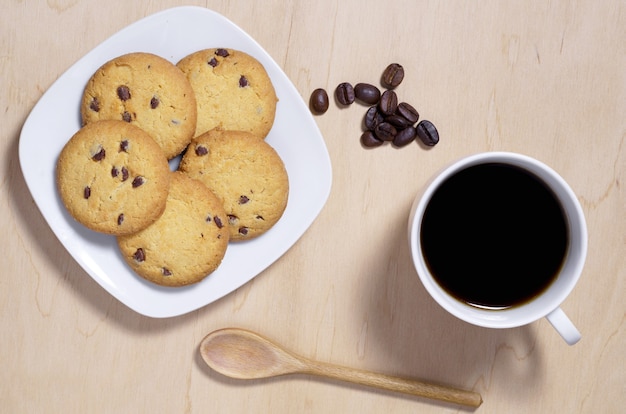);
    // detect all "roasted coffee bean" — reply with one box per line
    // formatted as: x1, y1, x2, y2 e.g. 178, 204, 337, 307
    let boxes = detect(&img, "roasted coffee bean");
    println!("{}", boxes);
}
392, 126, 417, 147
381, 63, 404, 88
385, 114, 412, 129
364, 106, 384, 130
378, 90, 398, 115
416, 120, 439, 146
396, 102, 419, 124
374, 122, 397, 141
360, 130, 384, 147
335, 82, 355, 105
309, 88, 329, 114
354, 83, 381, 105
